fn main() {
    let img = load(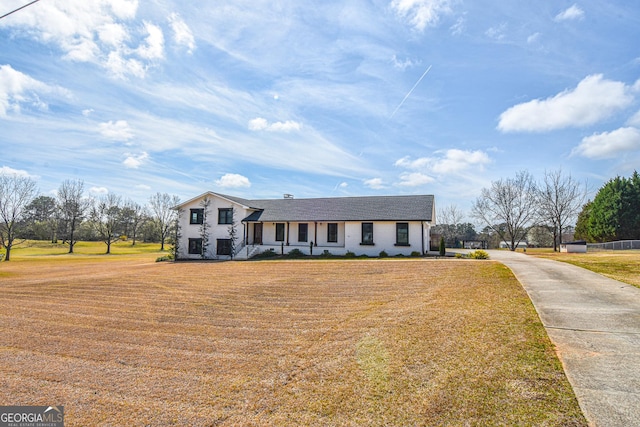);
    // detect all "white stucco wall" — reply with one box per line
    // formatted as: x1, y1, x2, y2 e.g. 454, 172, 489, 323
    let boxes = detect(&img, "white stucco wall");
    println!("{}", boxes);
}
255, 221, 429, 257
178, 193, 433, 259
177, 194, 250, 259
